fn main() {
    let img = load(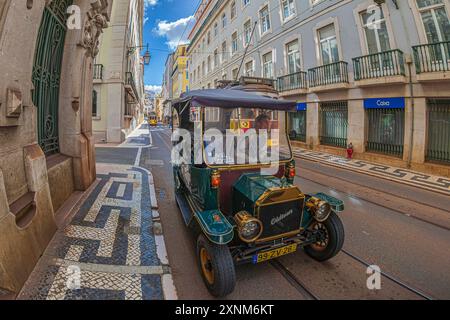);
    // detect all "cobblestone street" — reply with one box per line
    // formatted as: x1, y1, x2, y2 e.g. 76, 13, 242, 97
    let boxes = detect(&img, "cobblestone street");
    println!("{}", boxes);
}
17, 125, 176, 300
